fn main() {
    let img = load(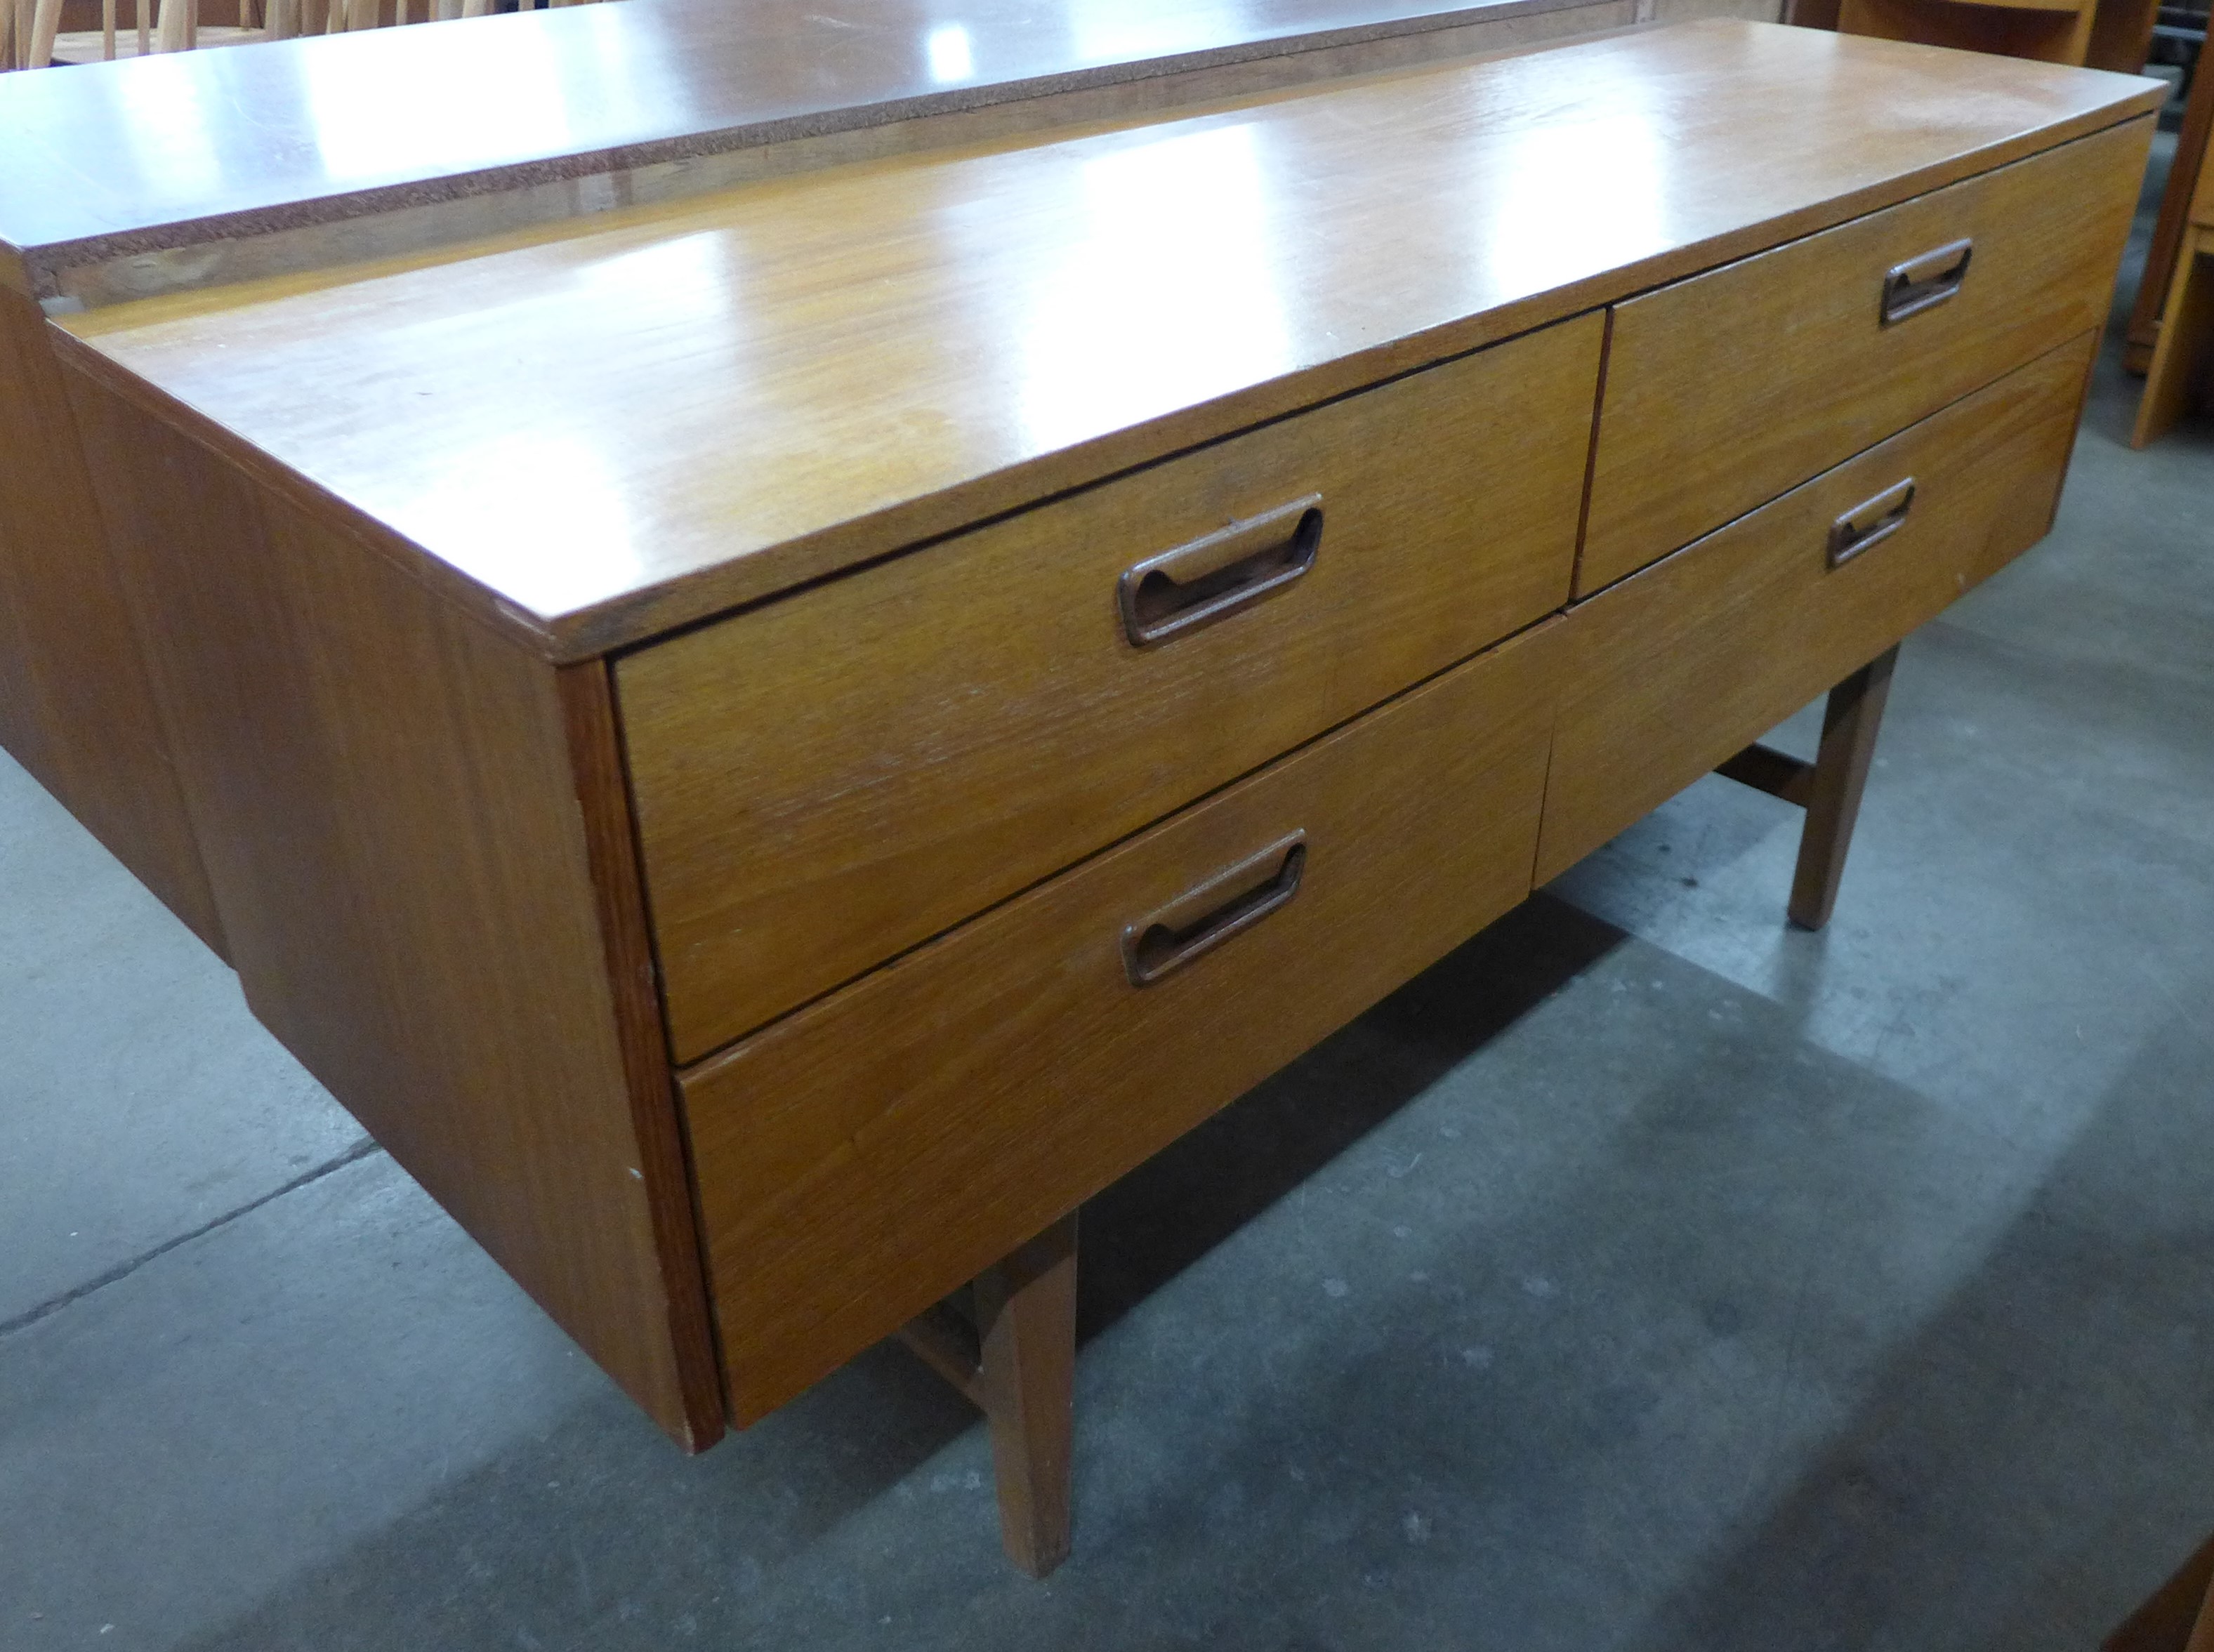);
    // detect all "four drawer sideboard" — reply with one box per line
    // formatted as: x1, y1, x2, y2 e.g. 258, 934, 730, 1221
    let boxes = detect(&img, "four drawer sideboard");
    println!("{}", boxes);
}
35, 20, 2160, 1573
